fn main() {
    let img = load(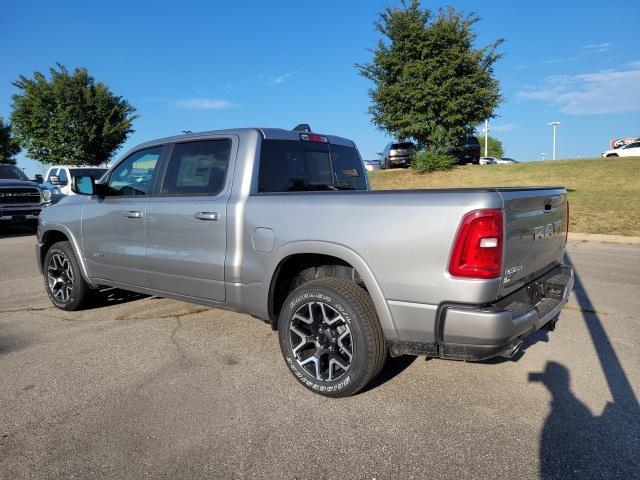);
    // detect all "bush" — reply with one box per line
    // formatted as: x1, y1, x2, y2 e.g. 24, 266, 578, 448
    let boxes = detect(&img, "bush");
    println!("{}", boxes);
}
411, 150, 456, 173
